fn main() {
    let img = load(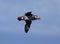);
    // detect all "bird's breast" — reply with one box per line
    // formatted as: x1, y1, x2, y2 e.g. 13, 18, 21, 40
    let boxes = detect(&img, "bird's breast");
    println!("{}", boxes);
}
24, 16, 29, 20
